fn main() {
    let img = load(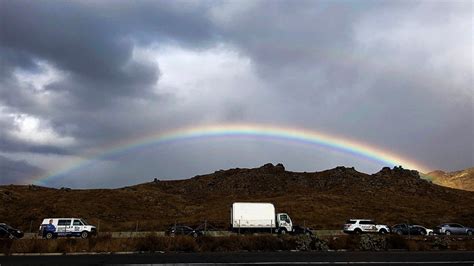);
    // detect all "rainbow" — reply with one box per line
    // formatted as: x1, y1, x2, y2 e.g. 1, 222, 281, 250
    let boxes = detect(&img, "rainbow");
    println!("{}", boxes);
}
31, 123, 430, 185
